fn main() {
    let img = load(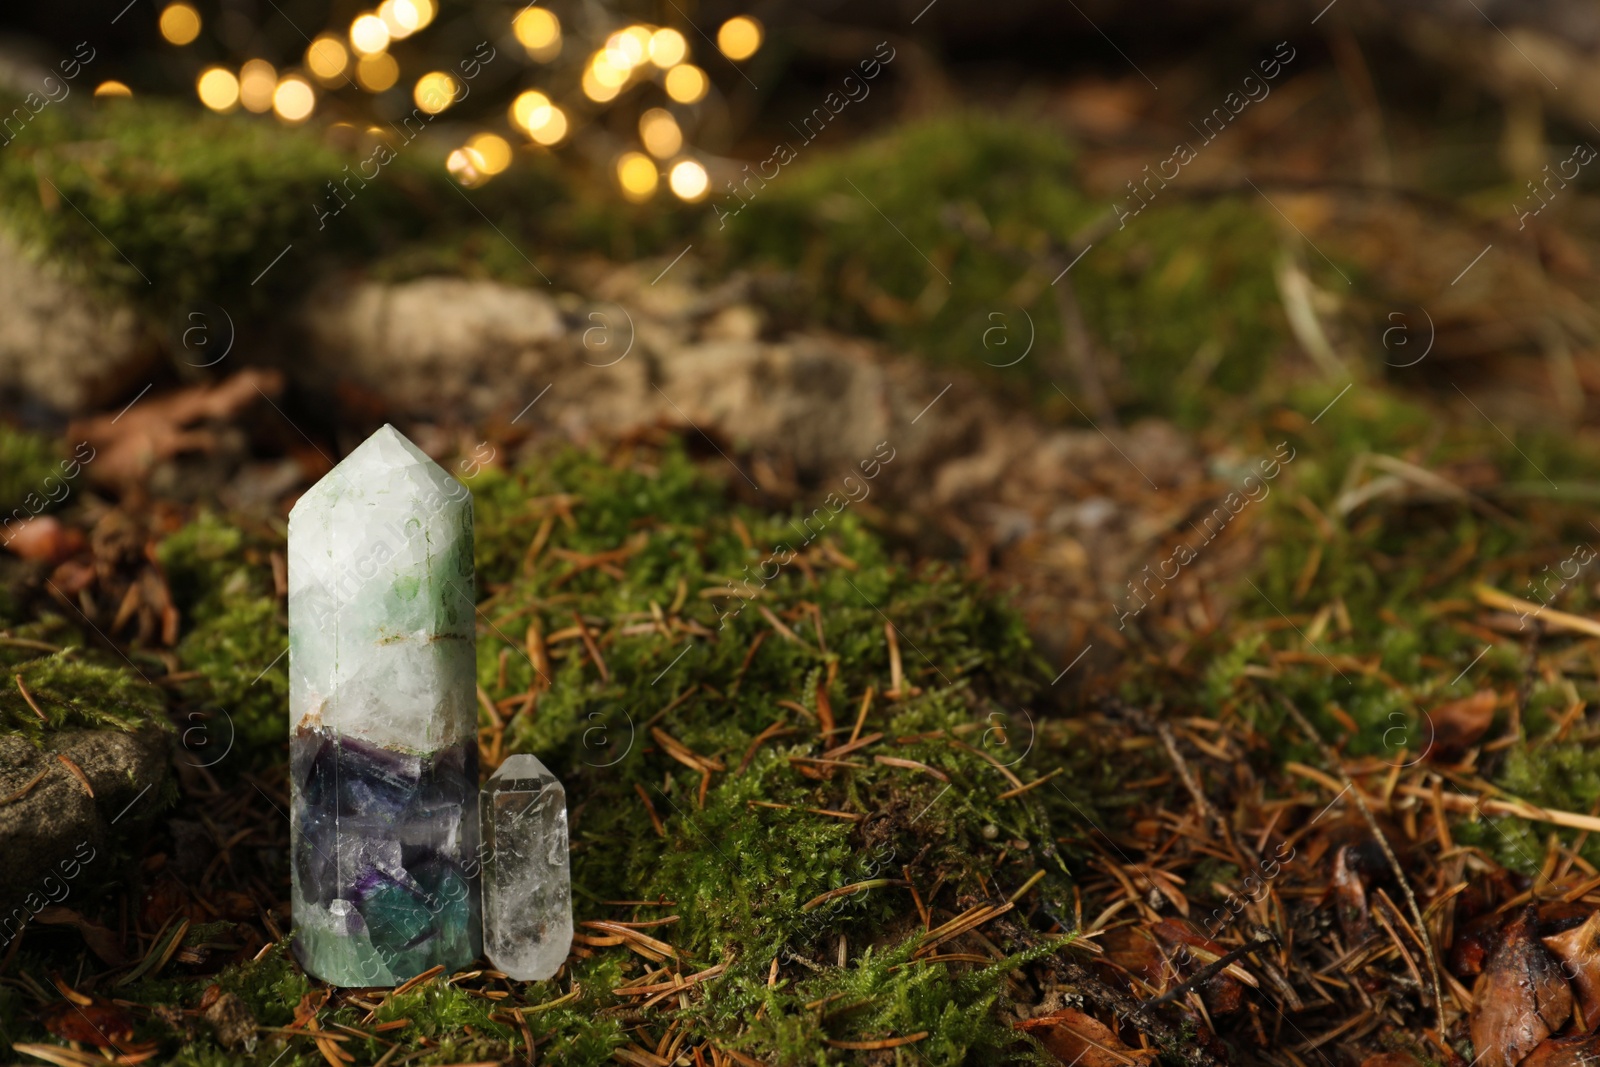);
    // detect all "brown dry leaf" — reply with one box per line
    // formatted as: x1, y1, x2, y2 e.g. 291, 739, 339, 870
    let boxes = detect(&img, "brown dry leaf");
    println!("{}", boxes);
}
1426, 689, 1497, 761
1452, 912, 1502, 979
1542, 911, 1600, 1028
1015, 1008, 1156, 1067
40, 999, 136, 1047
1148, 917, 1249, 1015
2, 516, 85, 564
1360, 1054, 1425, 1067
1471, 907, 1573, 1067
69, 367, 284, 486
1523, 1032, 1600, 1067
33, 905, 128, 965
